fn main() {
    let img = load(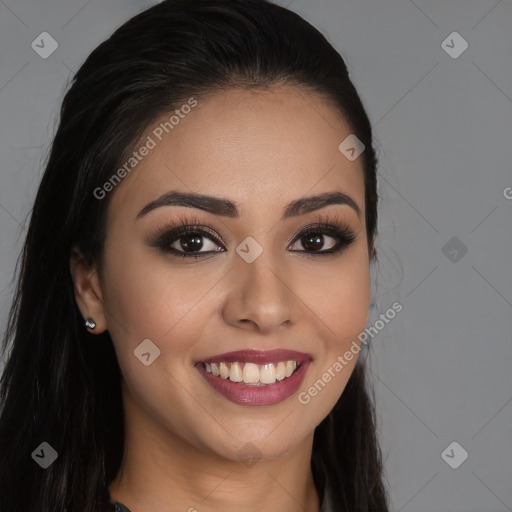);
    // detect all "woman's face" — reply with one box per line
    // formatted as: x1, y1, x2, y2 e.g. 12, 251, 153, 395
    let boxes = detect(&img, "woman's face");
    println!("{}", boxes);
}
88, 86, 370, 462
